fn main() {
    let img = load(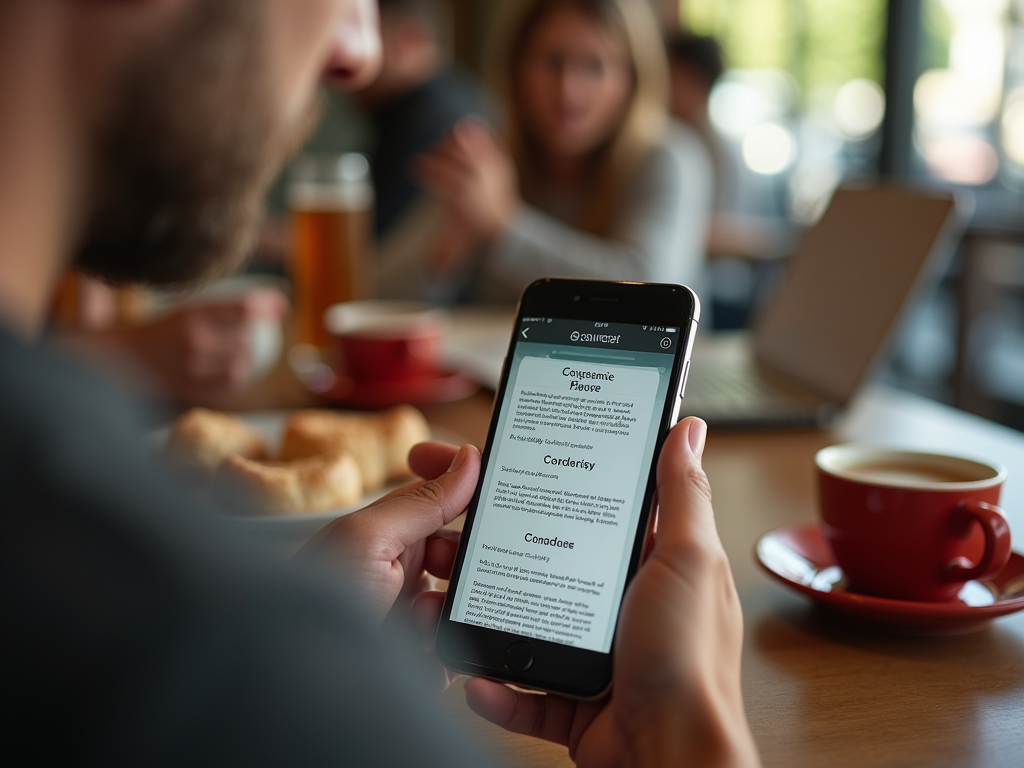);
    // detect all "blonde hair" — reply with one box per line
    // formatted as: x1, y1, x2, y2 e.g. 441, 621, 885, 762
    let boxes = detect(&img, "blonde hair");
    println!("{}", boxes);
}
487, 0, 668, 234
